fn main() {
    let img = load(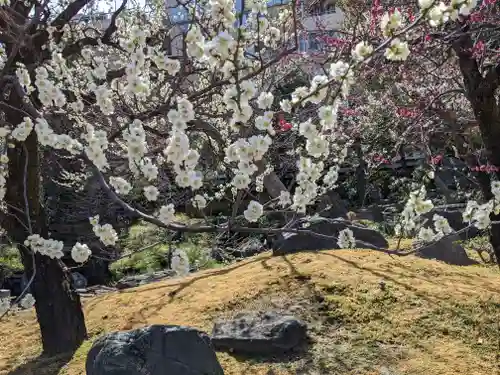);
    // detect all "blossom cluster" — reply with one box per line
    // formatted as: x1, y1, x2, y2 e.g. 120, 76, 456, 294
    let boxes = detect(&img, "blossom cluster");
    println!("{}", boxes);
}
85, 126, 110, 171
397, 179, 500, 244
338, 228, 356, 248
24, 234, 64, 259
89, 215, 118, 246
419, 0, 477, 27
462, 181, 500, 230
380, 10, 411, 61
